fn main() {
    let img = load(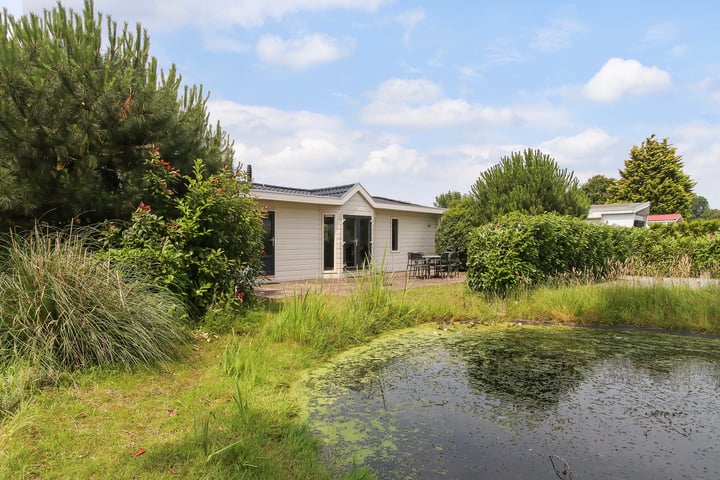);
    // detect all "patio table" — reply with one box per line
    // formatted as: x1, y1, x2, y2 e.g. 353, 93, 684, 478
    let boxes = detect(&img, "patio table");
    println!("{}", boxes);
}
421, 255, 441, 278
